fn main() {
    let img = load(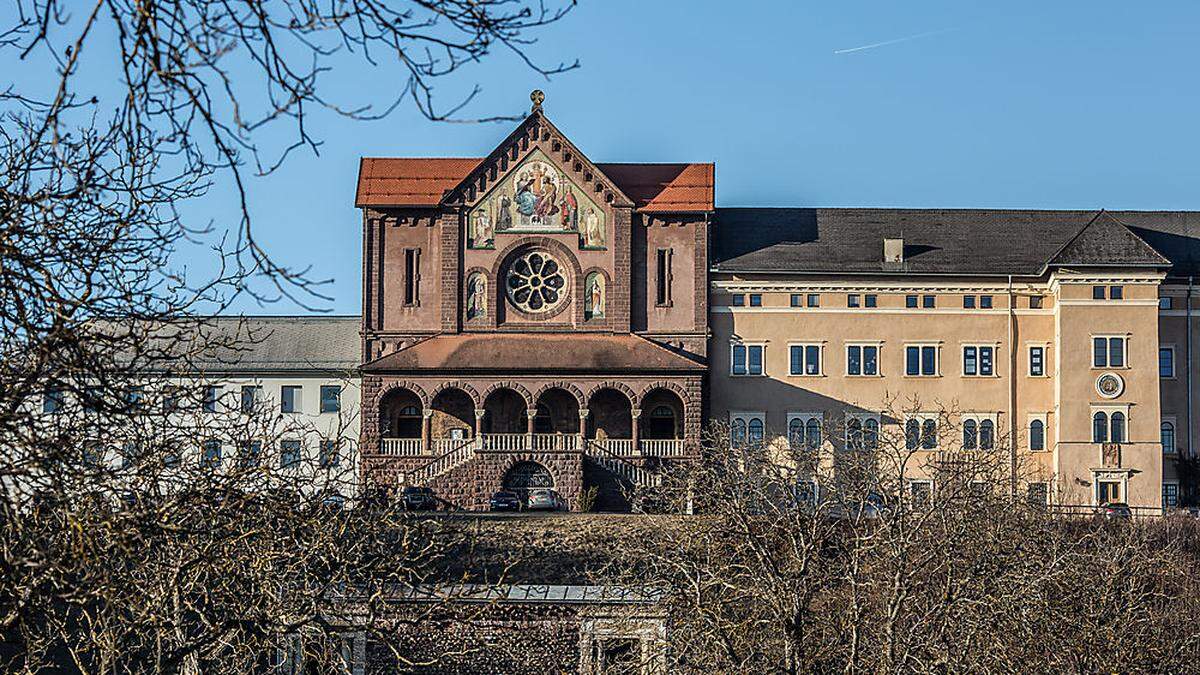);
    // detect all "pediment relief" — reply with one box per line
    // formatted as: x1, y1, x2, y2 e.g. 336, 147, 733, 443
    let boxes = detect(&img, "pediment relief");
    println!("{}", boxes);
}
467, 148, 607, 250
